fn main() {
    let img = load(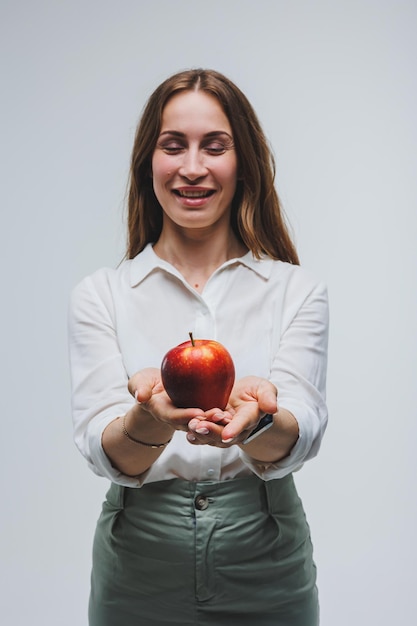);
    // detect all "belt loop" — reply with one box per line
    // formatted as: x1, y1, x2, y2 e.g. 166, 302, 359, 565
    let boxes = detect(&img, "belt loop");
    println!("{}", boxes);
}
117, 484, 126, 509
